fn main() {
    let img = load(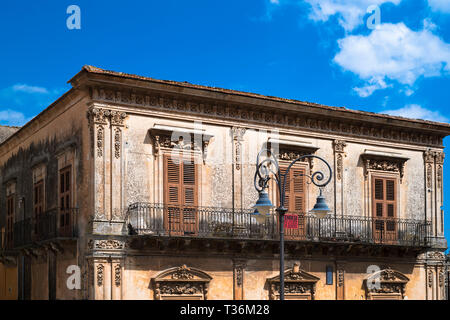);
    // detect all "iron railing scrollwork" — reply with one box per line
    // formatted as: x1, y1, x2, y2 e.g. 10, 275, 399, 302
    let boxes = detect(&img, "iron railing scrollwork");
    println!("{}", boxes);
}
127, 203, 431, 247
